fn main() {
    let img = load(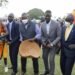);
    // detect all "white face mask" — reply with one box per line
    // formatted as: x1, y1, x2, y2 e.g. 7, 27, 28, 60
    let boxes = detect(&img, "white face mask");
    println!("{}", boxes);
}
65, 21, 70, 26
22, 19, 28, 24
